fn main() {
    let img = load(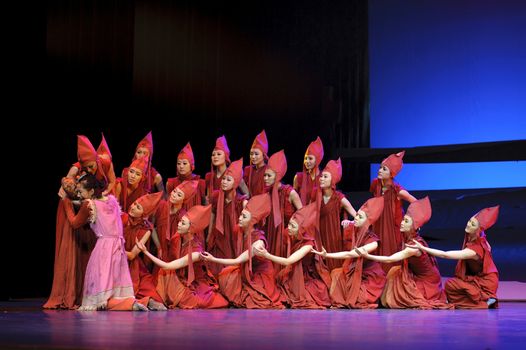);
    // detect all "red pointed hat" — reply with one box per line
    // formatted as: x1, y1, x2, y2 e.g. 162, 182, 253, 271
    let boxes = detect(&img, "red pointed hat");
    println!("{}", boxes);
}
382, 151, 405, 178
323, 158, 342, 186
245, 193, 271, 226
176, 180, 199, 203
290, 203, 318, 238
359, 197, 385, 225
178, 142, 195, 170
251, 130, 268, 156
305, 136, 324, 166
129, 156, 149, 174
185, 204, 212, 233
267, 150, 287, 183
214, 135, 231, 163
406, 196, 432, 230
224, 158, 244, 188
474, 205, 500, 231
136, 131, 153, 155
77, 135, 98, 164
136, 192, 163, 218
97, 133, 112, 160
